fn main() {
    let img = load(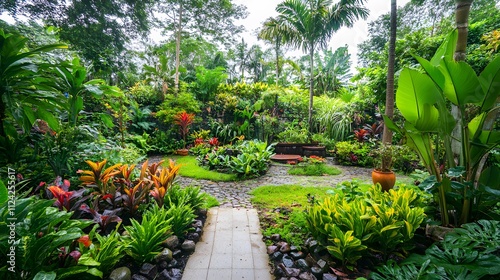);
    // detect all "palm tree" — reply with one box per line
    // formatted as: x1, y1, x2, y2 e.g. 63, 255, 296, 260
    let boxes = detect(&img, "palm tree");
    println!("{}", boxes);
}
382, 0, 397, 144
264, 0, 368, 131
259, 17, 286, 85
